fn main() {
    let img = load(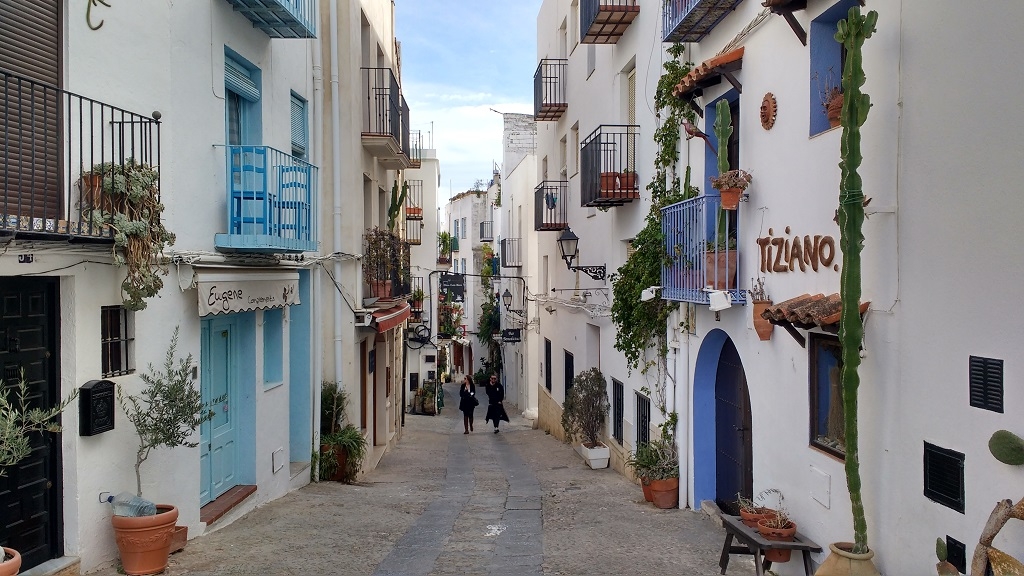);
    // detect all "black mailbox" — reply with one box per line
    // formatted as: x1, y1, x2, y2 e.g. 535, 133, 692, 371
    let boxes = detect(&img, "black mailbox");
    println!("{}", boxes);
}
80, 379, 115, 436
